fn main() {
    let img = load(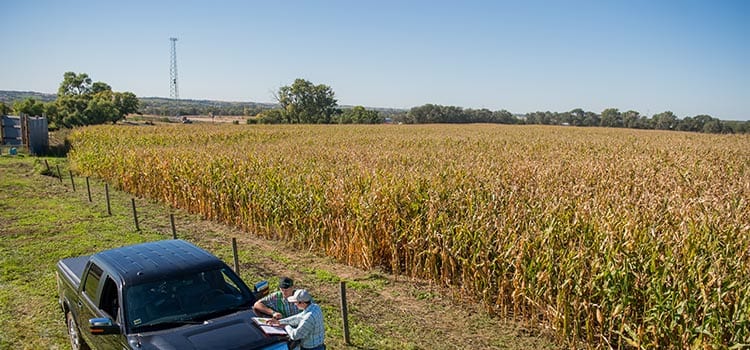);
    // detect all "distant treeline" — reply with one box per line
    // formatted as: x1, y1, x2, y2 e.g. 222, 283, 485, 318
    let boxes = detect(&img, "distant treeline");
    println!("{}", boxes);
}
2, 90, 748, 134
0, 91, 274, 116
0, 90, 56, 103
389, 104, 750, 134
138, 97, 275, 117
